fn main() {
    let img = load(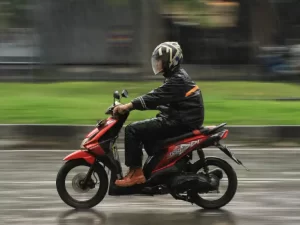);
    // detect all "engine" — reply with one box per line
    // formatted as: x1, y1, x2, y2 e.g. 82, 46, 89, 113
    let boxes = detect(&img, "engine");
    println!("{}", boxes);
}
170, 169, 223, 194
